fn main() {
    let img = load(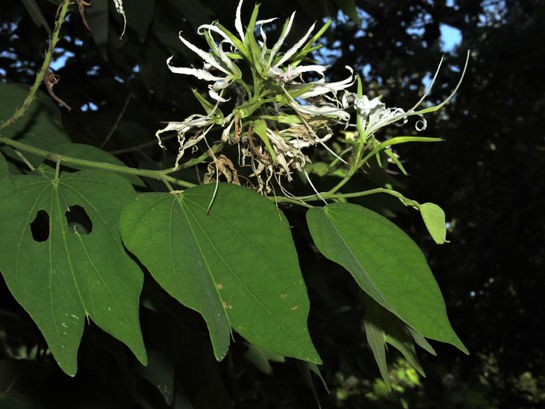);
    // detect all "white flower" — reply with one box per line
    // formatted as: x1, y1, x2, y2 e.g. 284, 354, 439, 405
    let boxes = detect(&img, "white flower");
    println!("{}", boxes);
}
166, 31, 241, 101
155, 100, 223, 167
354, 95, 410, 136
